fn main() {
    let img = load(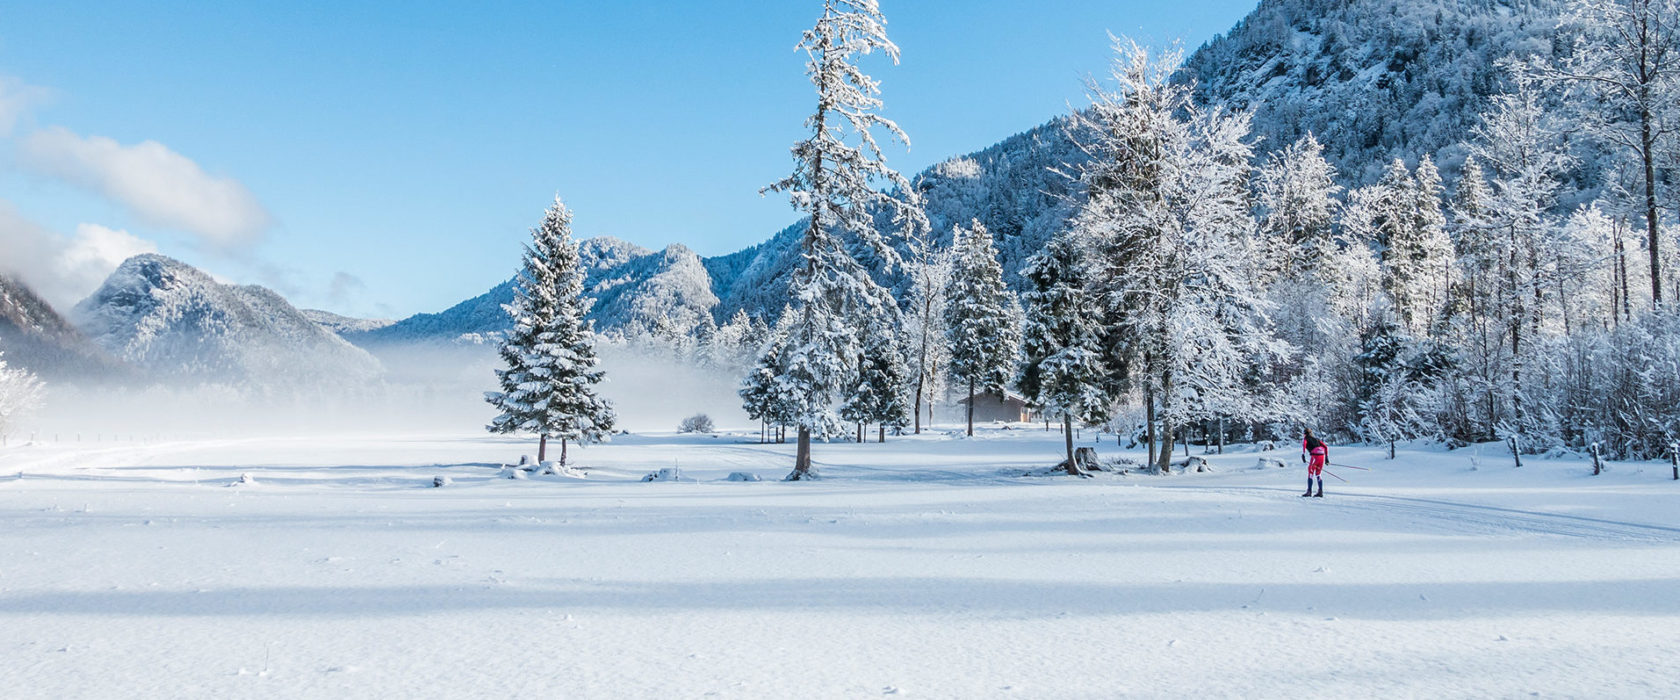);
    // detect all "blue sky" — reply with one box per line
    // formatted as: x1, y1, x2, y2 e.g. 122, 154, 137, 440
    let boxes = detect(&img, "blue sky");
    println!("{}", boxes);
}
0, 1, 1257, 318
